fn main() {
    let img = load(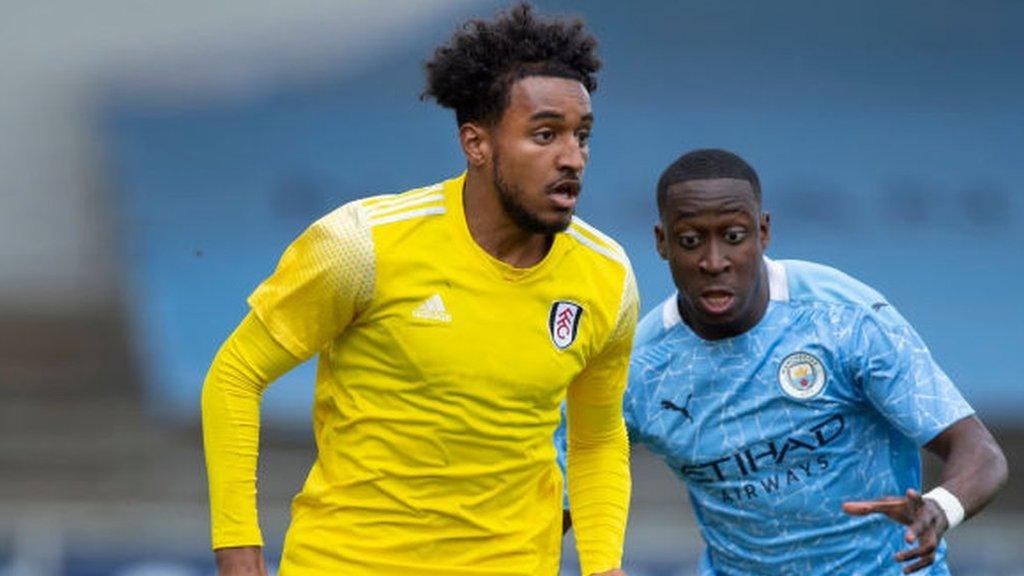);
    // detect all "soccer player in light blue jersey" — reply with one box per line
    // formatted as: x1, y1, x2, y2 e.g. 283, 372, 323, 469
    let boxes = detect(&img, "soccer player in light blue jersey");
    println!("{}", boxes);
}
559, 148, 1008, 574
